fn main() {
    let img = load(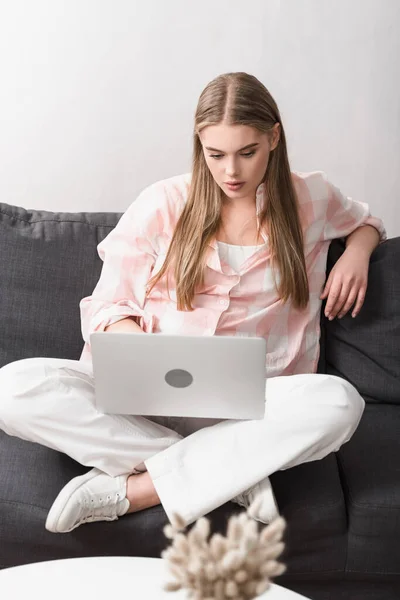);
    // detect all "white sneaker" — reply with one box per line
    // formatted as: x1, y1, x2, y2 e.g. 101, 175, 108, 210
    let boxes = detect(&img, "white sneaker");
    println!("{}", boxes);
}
232, 476, 280, 524
45, 468, 130, 533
